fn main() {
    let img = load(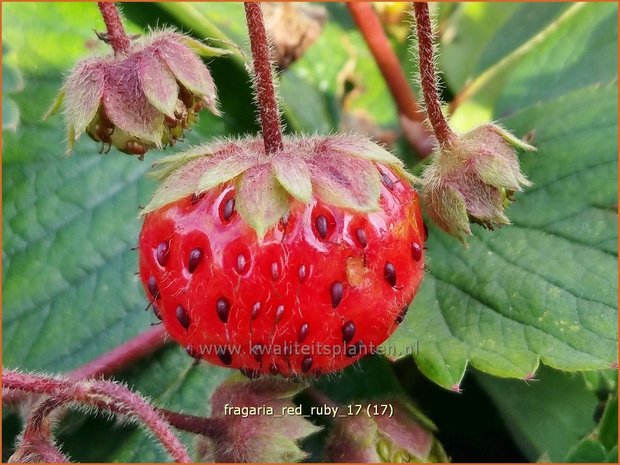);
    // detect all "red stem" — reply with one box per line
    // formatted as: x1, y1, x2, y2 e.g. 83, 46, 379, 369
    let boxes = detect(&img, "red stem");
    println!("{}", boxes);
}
3, 326, 168, 407
68, 325, 167, 380
158, 408, 228, 439
348, 4, 423, 124
348, 3, 434, 157
11, 395, 72, 463
413, 2, 455, 146
244, 2, 284, 154
3, 370, 191, 463
98, 2, 131, 54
